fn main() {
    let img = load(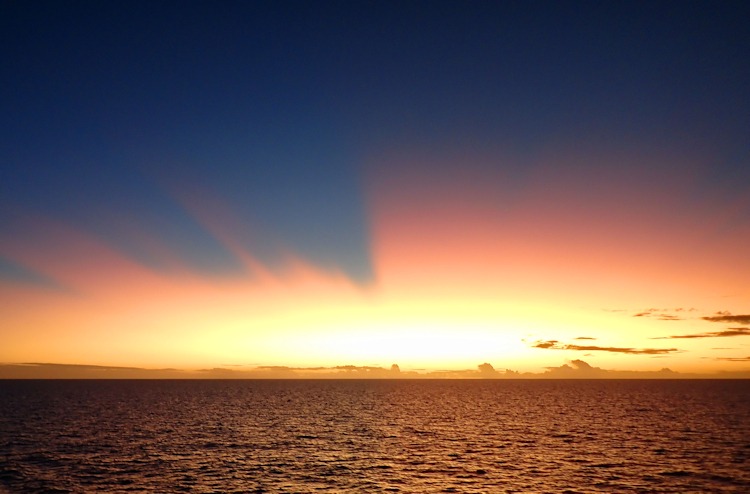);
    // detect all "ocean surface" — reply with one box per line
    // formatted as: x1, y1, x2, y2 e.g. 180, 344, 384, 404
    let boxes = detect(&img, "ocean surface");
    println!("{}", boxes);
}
1, 379, 749, 493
